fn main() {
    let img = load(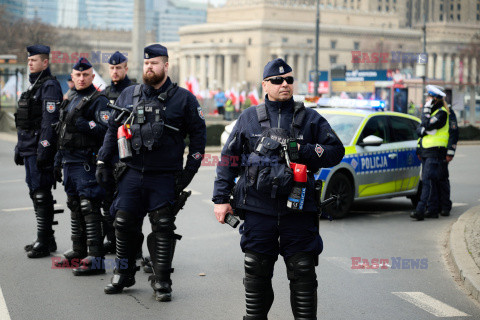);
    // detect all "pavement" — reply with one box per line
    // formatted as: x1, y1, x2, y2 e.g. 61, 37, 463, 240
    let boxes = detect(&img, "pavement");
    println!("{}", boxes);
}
450, 205, 480, 303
